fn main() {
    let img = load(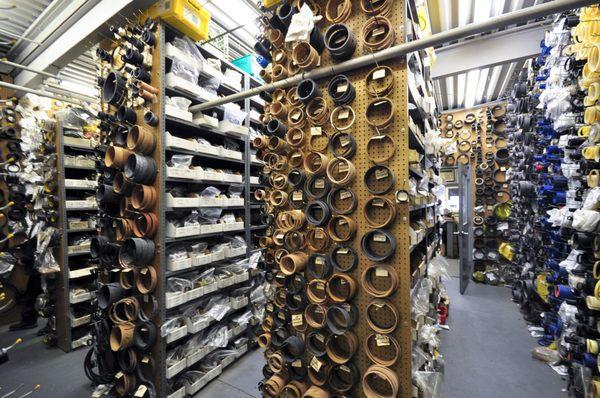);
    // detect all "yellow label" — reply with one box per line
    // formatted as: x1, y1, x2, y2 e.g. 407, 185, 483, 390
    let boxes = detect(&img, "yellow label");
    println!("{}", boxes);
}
314, 179, 325, 189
